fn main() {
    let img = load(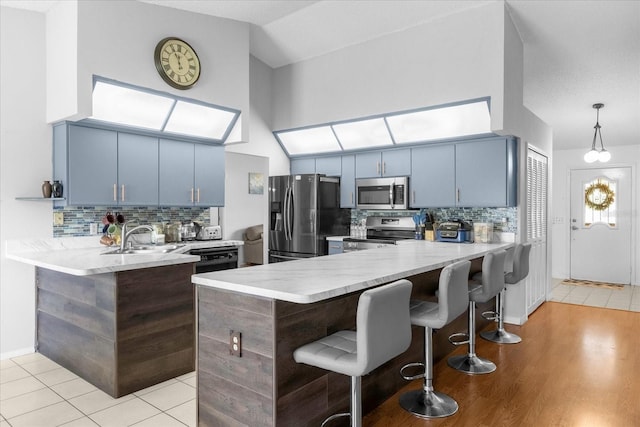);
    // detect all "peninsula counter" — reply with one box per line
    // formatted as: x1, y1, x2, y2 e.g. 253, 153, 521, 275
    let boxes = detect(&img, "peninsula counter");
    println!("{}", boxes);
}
192, 240, 513, 426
